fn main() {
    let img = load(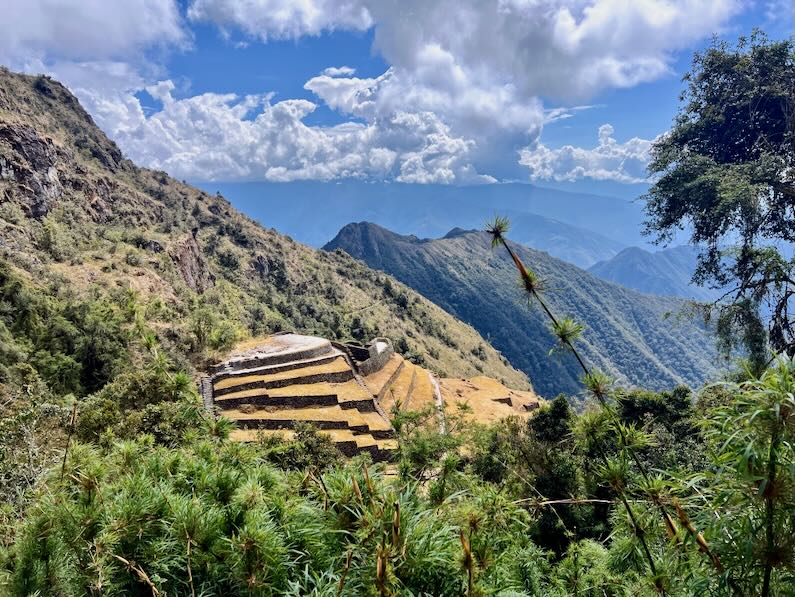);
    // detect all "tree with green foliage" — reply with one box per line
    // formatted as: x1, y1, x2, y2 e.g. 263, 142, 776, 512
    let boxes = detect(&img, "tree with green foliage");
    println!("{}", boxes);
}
644, 33, 795, 369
